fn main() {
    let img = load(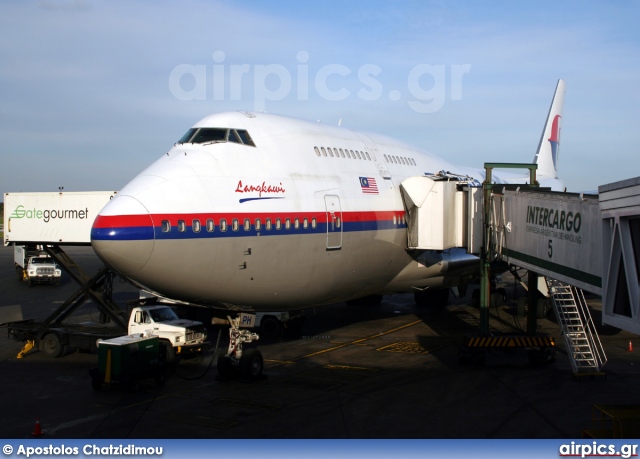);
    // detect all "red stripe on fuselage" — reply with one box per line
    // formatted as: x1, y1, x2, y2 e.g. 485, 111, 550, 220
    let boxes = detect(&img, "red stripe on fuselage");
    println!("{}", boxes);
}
93, 214, 156, 228
94, 210, 405, 227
